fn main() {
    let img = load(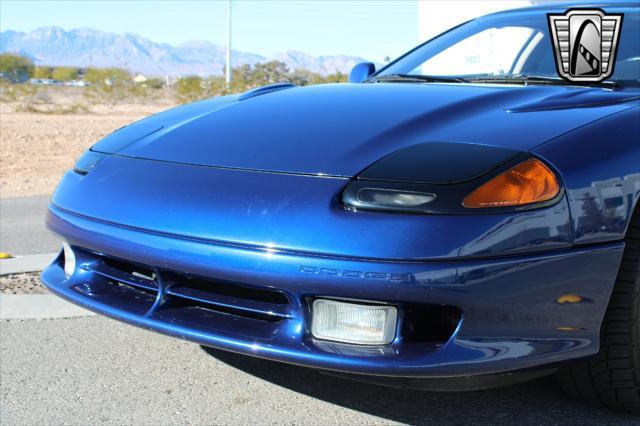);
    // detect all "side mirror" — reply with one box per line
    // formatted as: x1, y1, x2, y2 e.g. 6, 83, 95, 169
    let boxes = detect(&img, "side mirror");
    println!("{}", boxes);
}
348, 62, 376, 83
